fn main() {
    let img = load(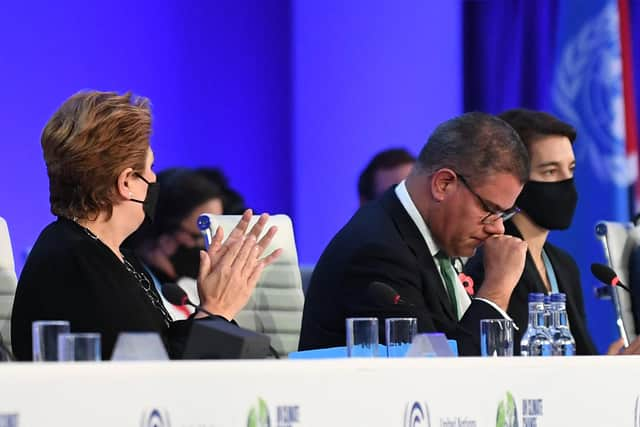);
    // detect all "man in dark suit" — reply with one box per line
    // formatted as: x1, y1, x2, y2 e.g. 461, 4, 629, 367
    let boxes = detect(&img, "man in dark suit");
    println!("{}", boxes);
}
299, 112, 530, 355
